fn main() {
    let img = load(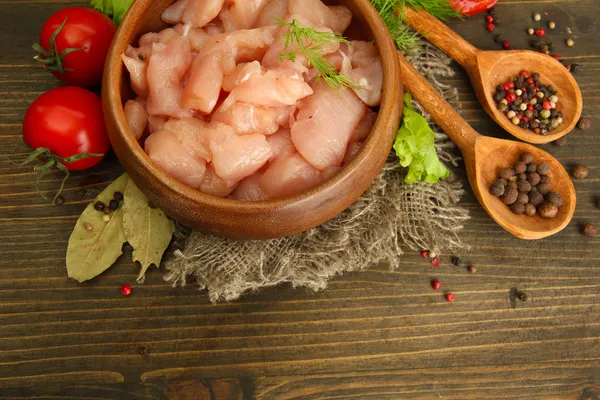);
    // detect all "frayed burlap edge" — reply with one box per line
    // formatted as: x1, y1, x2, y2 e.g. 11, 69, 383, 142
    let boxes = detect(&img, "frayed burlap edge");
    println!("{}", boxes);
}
163, 43, 471, 303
